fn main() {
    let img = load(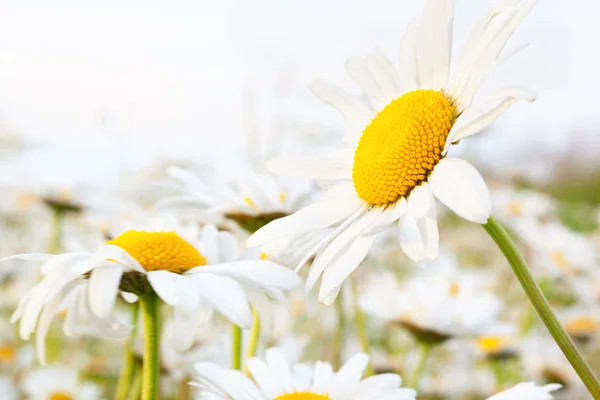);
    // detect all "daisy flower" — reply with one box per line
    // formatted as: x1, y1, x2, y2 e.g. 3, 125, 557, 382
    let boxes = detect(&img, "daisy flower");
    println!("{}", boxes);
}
193, 347, 416, 399
3, 224, 301, 362
247, 0, 537, 303
359, 254, 506, 341
0, 375, 17, 400
486, 382, 561, 400
21, 366, 102, 400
